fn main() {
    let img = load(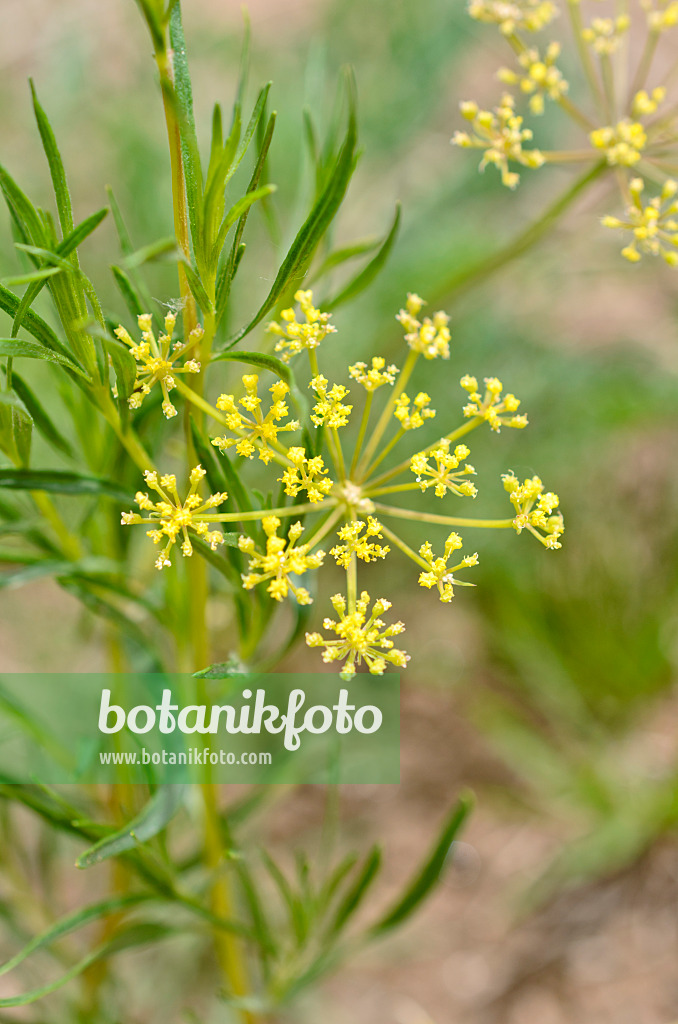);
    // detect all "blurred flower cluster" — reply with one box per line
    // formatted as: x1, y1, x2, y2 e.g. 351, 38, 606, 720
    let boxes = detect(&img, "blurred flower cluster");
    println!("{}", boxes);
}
453, 0, 678, 263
